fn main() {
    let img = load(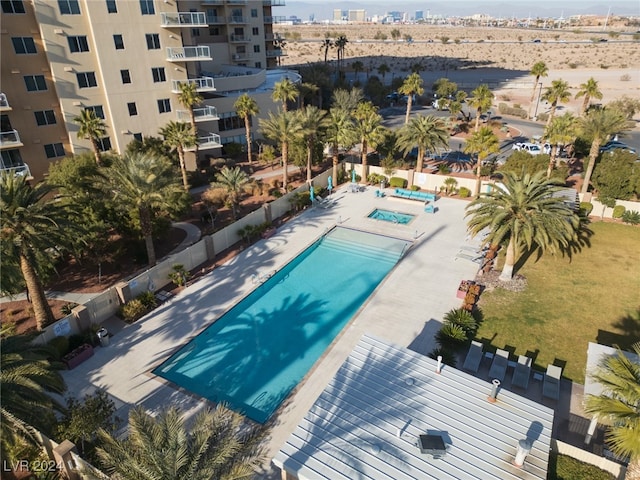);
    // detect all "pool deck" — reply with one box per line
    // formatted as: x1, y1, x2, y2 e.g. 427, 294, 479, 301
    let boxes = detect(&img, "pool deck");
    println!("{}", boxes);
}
59, 185, 578, 477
